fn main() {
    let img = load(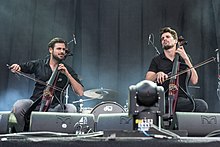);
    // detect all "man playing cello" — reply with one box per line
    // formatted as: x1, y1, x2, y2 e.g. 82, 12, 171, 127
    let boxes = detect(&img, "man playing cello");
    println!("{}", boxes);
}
146, 27, 208, 113
9, 37, 84, 132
